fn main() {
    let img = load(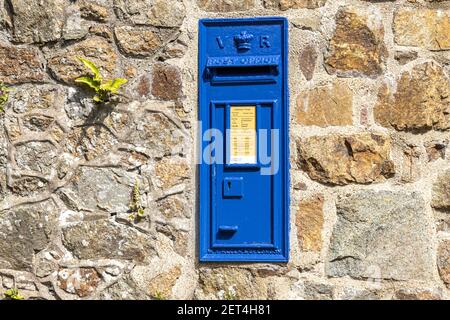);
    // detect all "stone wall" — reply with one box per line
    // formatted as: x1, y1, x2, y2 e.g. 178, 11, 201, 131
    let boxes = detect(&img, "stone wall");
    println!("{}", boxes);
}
0, 0, 449, 300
